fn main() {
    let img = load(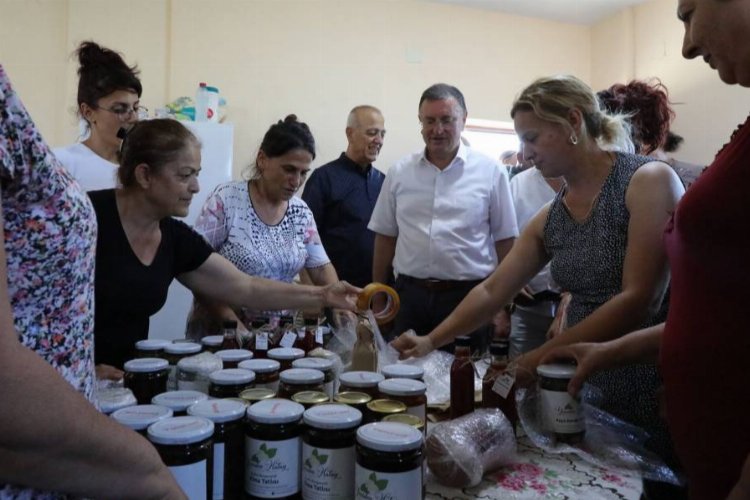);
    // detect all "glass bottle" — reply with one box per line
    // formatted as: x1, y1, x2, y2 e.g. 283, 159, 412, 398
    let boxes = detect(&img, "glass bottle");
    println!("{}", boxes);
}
251, 318, 270, 359
300, 317, 319, 354
220, 320, 239, 350
450, 336, 474, 420
481, 340, 517, 431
